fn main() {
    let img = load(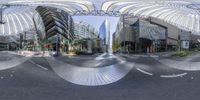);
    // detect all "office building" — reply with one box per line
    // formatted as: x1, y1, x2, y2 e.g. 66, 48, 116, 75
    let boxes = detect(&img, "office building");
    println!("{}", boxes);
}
73, 21, 100, 54
99, 19, 110, 52
113, 16, 199, 53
